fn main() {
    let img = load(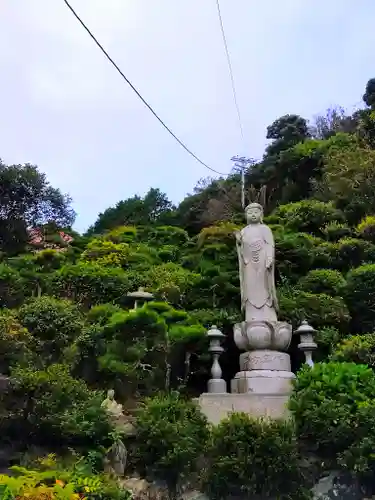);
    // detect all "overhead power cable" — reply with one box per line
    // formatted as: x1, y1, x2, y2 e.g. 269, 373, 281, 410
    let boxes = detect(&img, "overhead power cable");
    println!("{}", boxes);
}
63, 0, 227, 176
215, 0, 245, 148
